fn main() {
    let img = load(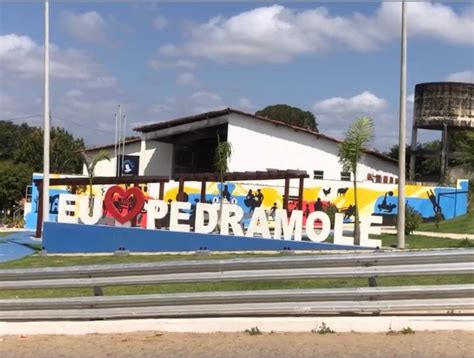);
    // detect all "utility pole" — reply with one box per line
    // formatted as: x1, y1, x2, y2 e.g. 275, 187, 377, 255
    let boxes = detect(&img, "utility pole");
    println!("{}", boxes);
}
42, 0, 50, 233
397, 0, 407, 249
